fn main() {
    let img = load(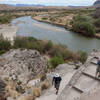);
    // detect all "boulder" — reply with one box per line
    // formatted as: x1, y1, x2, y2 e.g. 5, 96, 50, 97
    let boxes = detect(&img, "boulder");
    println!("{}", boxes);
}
0, 49, 47, 85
